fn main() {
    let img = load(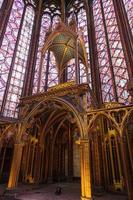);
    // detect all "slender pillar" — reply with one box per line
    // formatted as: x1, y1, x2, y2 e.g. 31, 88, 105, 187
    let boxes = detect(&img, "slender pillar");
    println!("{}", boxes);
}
33, 145, 42, 183
120, 137, 133, 200
61, 0, 65, 23
112, 0, 133, 77
80, 93, 92, 199
68, 124, 73, 181
8, 143, 23, 189
93, 135, 103, 193
30, 143, 36, 179
0, 142, 2, 155
80, 139, 92, 200
75, 35, 80, 84
0, 145, 6, 179
21, 144, 28, 182
24, 142, 31, 181
83, 0, 102, 106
